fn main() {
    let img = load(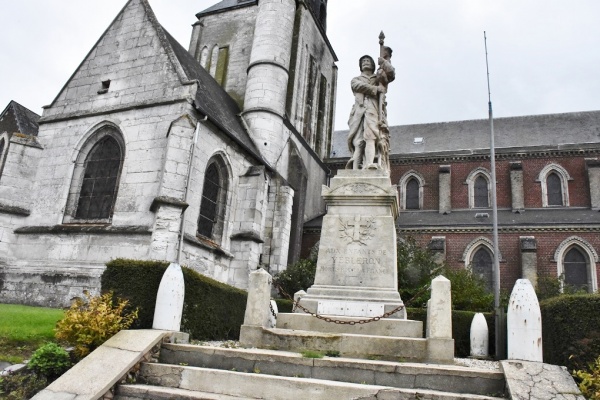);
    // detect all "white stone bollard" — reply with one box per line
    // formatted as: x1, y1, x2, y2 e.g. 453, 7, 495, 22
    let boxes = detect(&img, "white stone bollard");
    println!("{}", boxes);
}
470, 313, 489, 358
507, 279, 543, 362
292, 290, 306, 312
268, 300, 278, 328
426, 275, 454, 363
152, 263, 185, 331
243, 268, 273, 327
